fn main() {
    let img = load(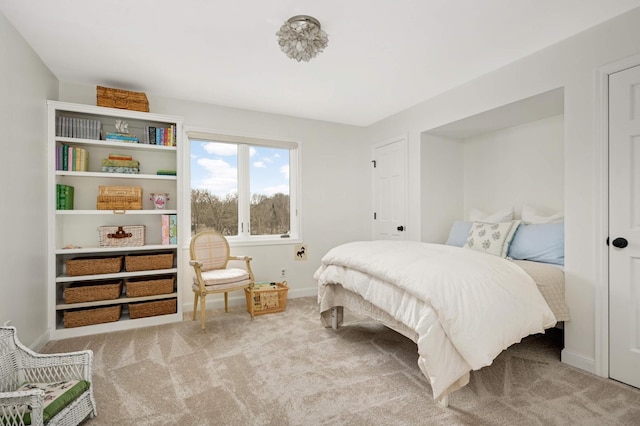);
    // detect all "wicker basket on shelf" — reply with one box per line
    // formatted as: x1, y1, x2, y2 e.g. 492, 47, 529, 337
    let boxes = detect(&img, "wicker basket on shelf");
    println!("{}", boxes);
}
63, 305, 122, 328
125, 252, 174, 272
128, 298, 176, 319
65, 256, 123, 276
63, 280, 123, 304
125, 276, 175, 297
96, 186, 143, 211
98, 225, 145, 247
97, 86, 149, 112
